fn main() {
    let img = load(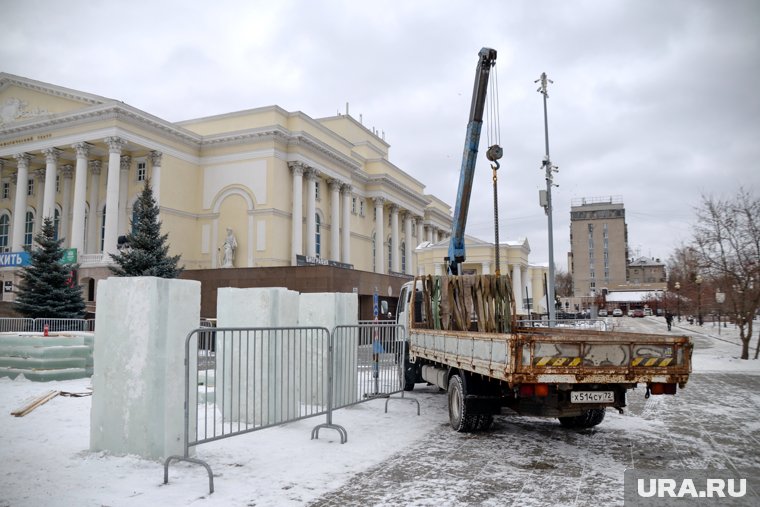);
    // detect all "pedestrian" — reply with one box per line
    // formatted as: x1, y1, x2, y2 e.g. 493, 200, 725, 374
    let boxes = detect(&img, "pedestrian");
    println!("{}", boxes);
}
665, 312, 673, 331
